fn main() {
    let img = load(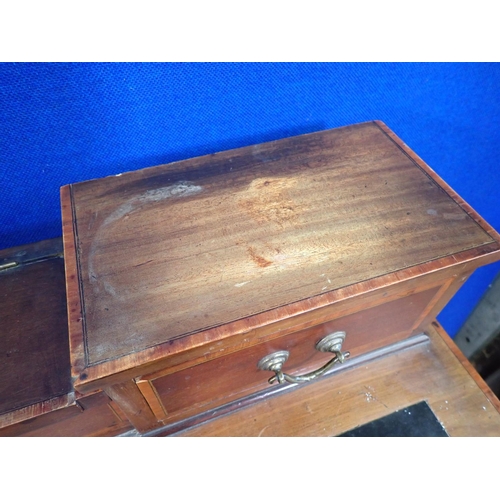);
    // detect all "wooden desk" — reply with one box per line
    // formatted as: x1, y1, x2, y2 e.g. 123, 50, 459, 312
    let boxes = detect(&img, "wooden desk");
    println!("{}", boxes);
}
2, 121, 500, 436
